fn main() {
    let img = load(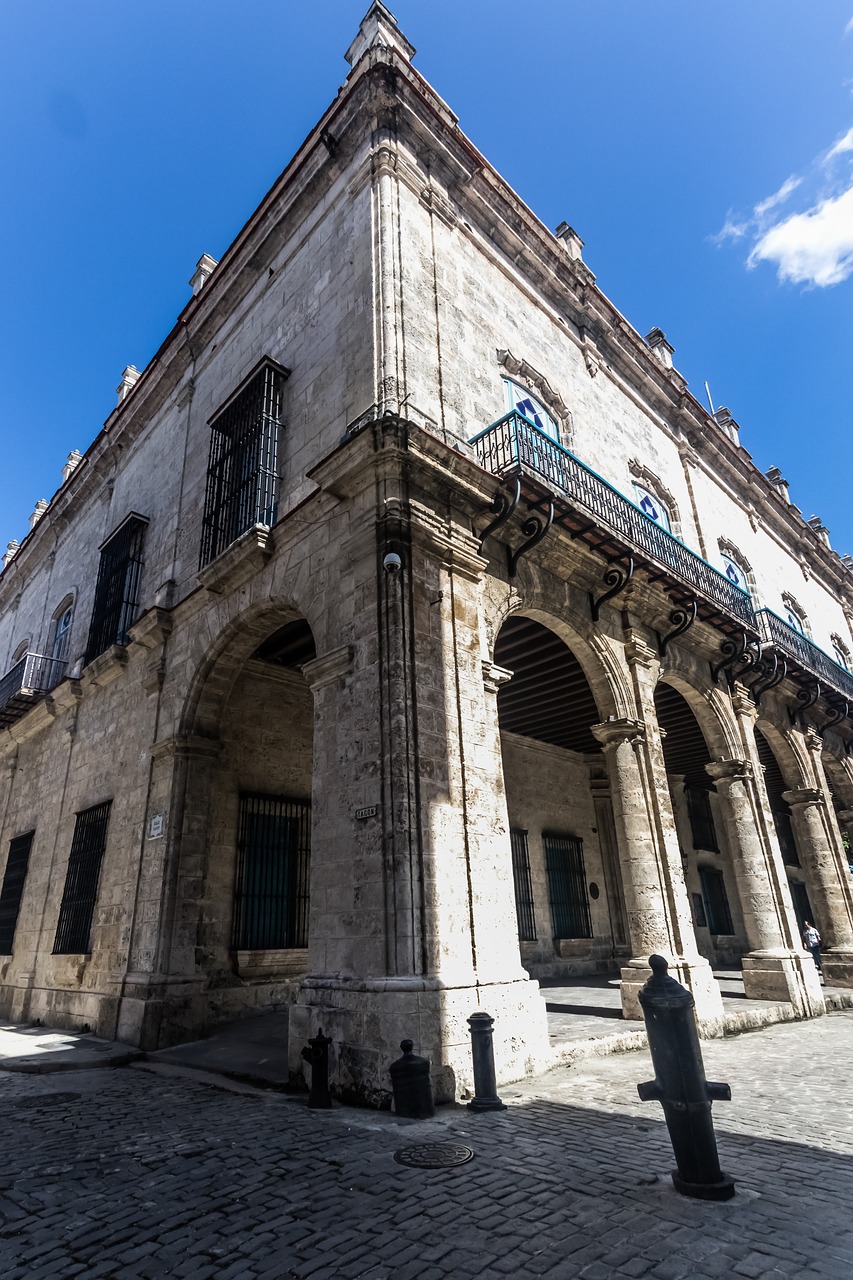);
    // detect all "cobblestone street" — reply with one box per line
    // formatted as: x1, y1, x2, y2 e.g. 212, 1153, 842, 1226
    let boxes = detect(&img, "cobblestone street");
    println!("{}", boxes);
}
2, 1011, 852, 1280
